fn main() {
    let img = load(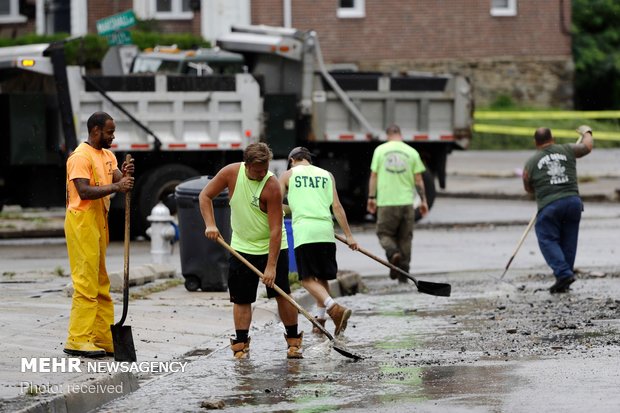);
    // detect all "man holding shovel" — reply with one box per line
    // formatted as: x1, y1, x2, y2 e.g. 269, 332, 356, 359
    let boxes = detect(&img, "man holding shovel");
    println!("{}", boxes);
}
279, 147, 358, 336
522, 126, 594, 293
64, 112, 134, 358
199, 142, 302, 359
